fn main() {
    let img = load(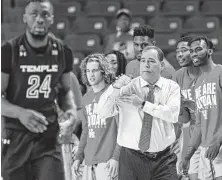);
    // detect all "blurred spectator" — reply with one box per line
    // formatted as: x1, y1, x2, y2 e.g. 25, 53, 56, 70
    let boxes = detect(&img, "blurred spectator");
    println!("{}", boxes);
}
104, 9, 135, 63
126, 25, 175, 79
72, 64, 87, 96
105, 50, 127, 77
